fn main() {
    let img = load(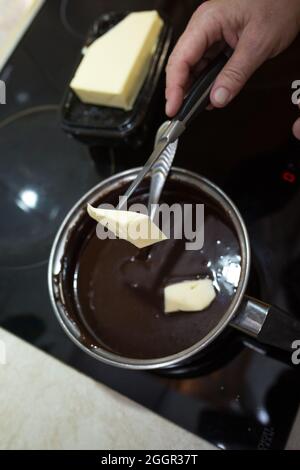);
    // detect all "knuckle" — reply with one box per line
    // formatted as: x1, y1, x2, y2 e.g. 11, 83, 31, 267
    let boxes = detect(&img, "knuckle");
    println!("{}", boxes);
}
196, 1, 214, 15
194, 1, 219, 23
195, 2, 210, 14
243, 26, 272, 56
166, 57, 178, 73
244, 33, 264, 54
222, 66, 247, 86
192, 1, 224, 43
165, 60, 172, 72
166, 51, 177, 67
